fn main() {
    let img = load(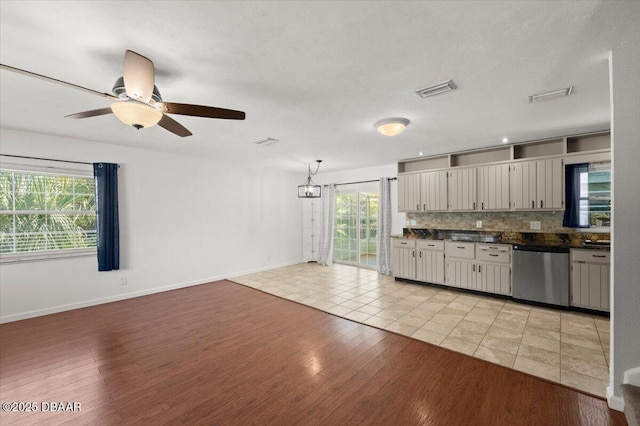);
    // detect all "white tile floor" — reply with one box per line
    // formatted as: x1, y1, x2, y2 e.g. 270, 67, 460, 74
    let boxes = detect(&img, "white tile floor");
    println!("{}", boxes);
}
233, 263, 611, 398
